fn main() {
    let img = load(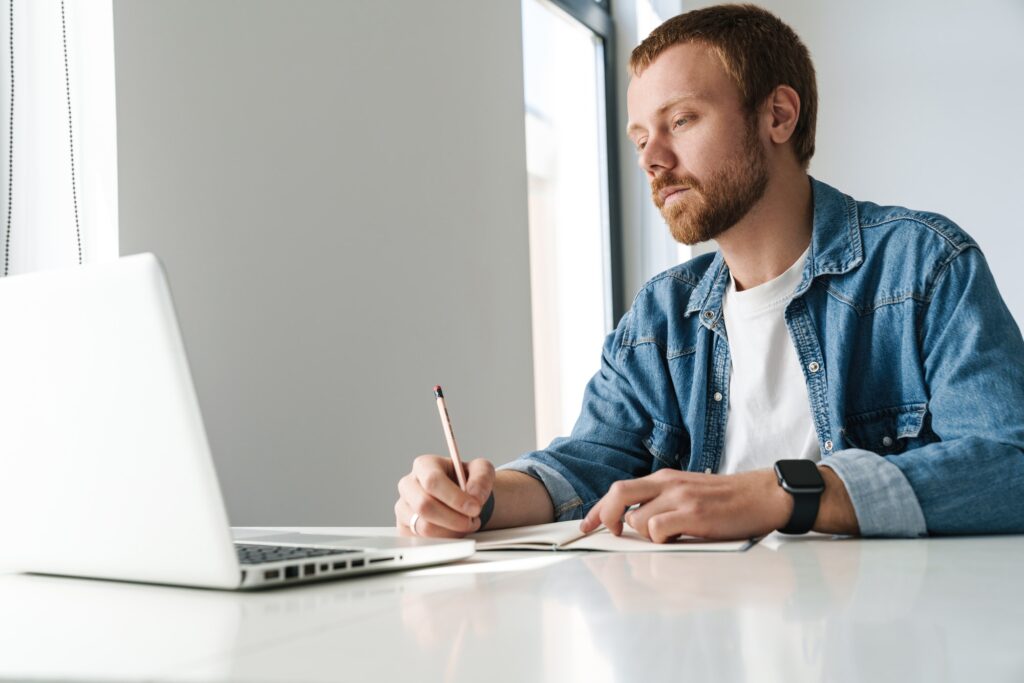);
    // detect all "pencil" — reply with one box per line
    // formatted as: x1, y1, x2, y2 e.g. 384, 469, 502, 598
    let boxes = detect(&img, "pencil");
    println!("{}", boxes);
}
433, 385, 468, 491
